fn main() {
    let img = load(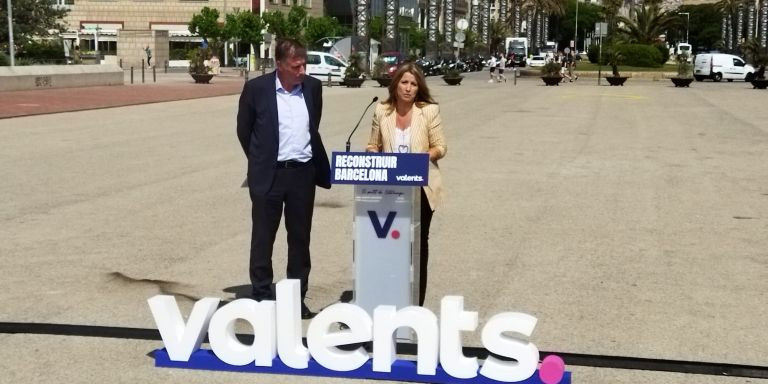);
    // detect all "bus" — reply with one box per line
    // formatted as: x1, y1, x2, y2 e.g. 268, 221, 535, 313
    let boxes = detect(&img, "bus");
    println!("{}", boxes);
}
505, 37, 528, 67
